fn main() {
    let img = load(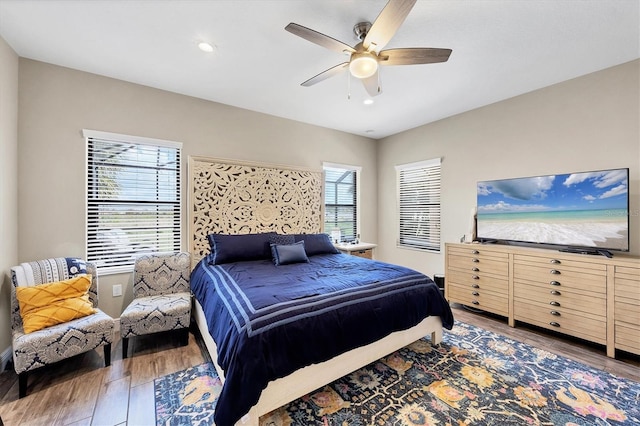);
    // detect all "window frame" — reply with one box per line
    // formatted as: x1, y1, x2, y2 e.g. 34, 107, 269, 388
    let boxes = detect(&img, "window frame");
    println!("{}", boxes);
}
323, 162, 361, 243
83, 129, 183, 275
395, 158, 442, 252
